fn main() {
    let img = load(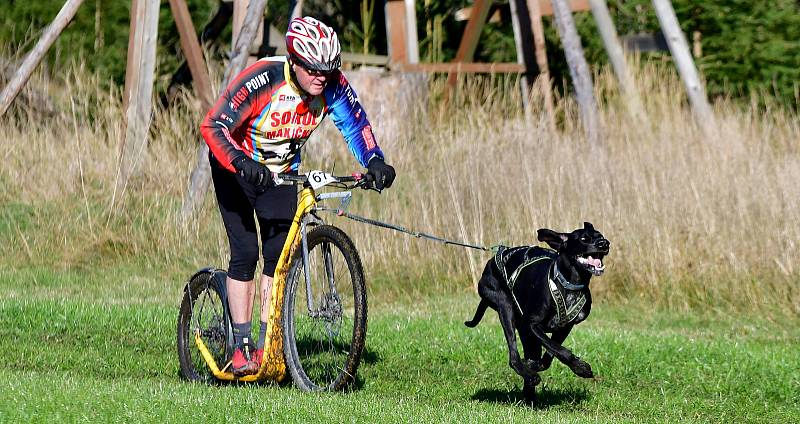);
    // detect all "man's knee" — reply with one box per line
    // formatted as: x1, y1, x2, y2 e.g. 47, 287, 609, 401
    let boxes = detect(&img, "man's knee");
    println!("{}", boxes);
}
229, 244, 260, 281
